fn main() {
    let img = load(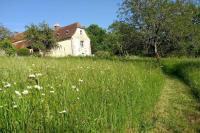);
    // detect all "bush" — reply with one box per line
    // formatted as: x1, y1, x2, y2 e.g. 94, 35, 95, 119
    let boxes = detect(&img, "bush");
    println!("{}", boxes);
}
17, 48, 30, 56
95, 51, 112, 58
0, 39, 16, 56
